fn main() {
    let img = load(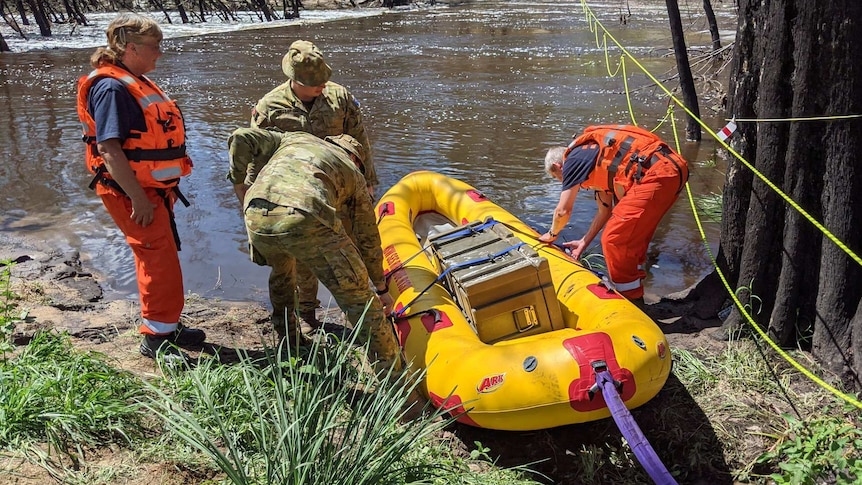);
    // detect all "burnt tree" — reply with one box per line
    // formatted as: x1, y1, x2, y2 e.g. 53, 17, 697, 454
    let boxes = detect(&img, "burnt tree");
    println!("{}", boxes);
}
24, 0, 50, 35
705, 0, 862, 390
666, 0, 701, 141
703, 0, 720, 50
